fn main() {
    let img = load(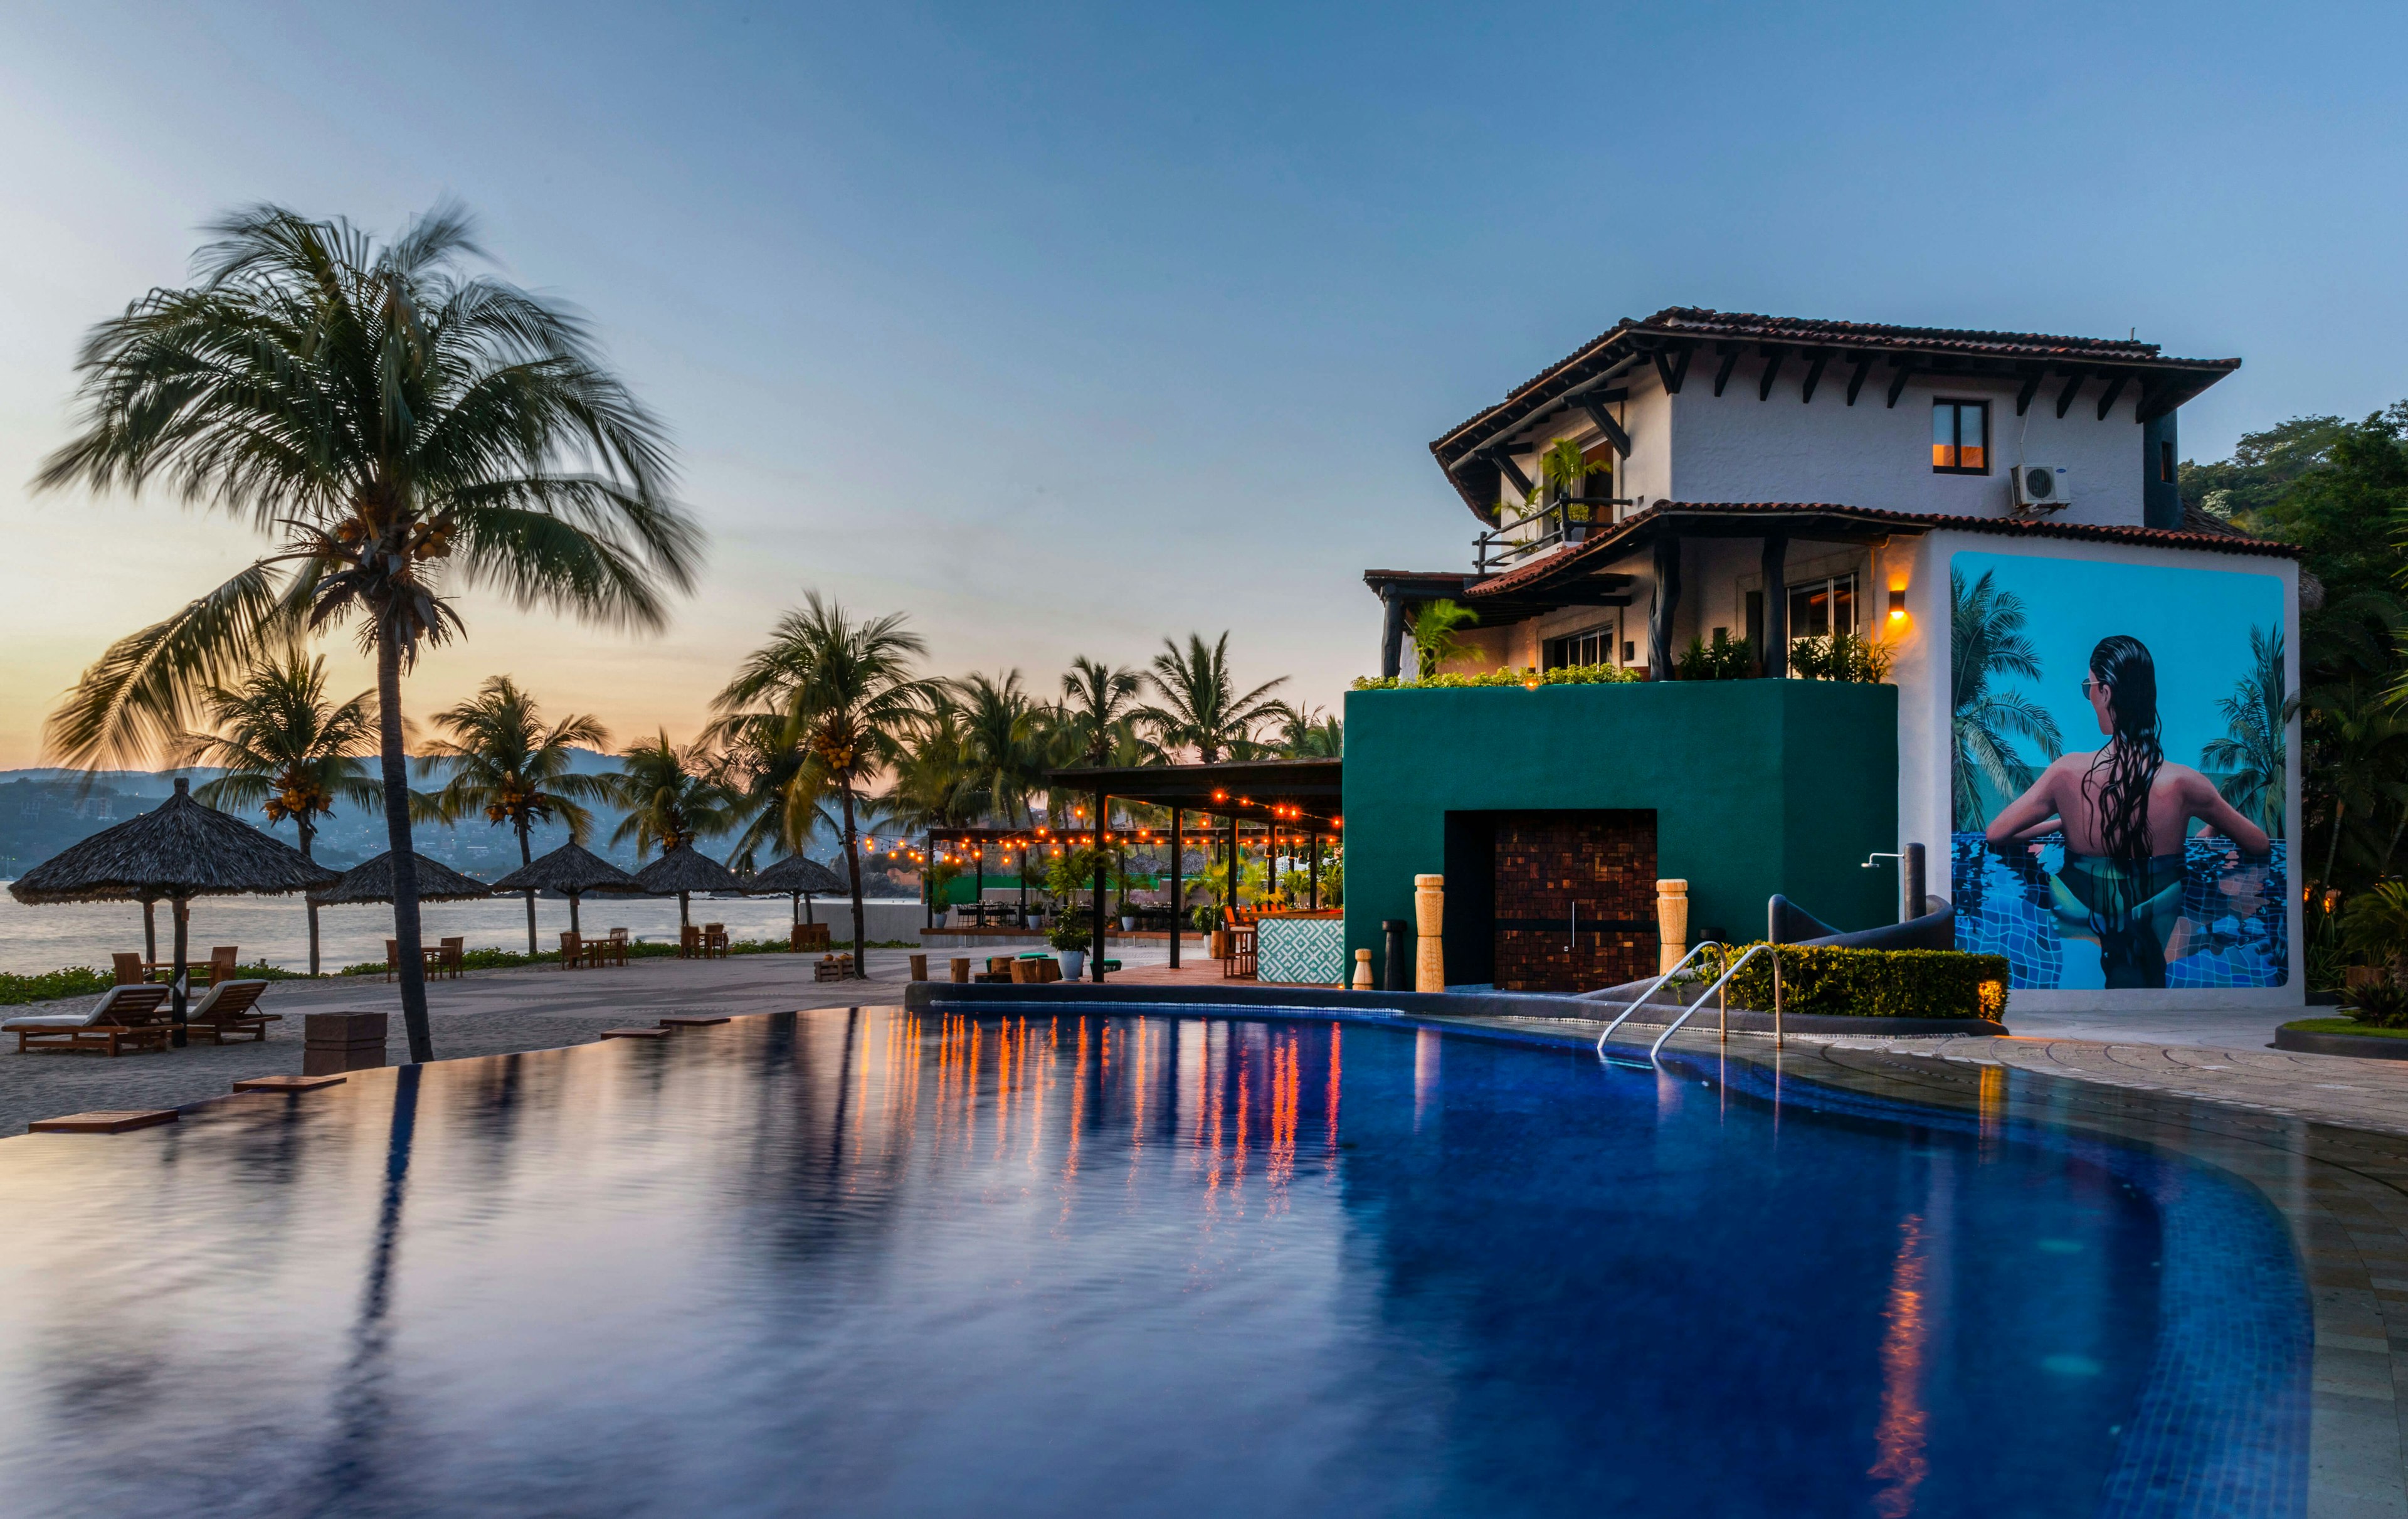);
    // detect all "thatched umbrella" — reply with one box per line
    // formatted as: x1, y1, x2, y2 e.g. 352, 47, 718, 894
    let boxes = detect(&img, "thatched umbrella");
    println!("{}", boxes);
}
746, 852, 847, 925
311, 851, 495, 904
7, 777, 337, 1043
633, 843, 739, 929
488, 842, 641, 935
